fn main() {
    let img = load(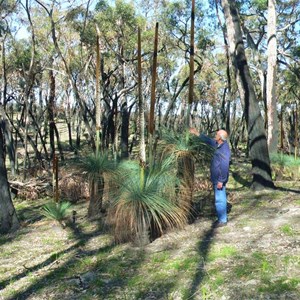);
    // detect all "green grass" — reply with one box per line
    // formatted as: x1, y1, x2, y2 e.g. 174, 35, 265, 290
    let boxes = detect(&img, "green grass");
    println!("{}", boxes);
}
207, 245, 238, 262
151, 251, 171, 263
280, 224, 296, 236
1, 175, 299, 300
259, 277, 300, 293
270, 153, 300, 167
270, 153, 300, 180
167, 256, 198, 271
